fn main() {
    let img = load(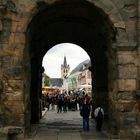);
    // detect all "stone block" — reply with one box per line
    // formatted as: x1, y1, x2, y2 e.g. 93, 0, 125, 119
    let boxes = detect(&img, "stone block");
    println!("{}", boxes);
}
119, 130, 134, 140
136, 131, 140, 140
0, 127, 7, 138
116, 28, 128, 42
2, 18, 12, 32
114, 21, 125, 29
122, 100, 137, 112
132, 125, 140, 139
6, 99, 24, 107
0, 31, 11, 43
119, 10, 129, 21
16, 21, 27, 32
113, 0, 125, 9
117, 92, 135, 100
134, 90, 140, 99
5, 114, 25, 126
5, 67, 23, 79
0, 126, 24, 140
119, 112, 137, 127
11, 21, 18, 33
2, 56, 12, 68
8, 127, 24, 135
125, 21, 137, 42
15, 114, 25, 126
118, 65, 137, 78
9, 32, 25, 44
0, 20, 2, 31
6, 94, 23, 101
109, 8, 123, 23
118, 79, 136, 91
117, 51, 137, 65
0, 44, 10, 50
116, 100, 136, 112
138, 66, 140, 77
12, 106, 24, 114
7, 79, 23, 90
138, 58, 140, 69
